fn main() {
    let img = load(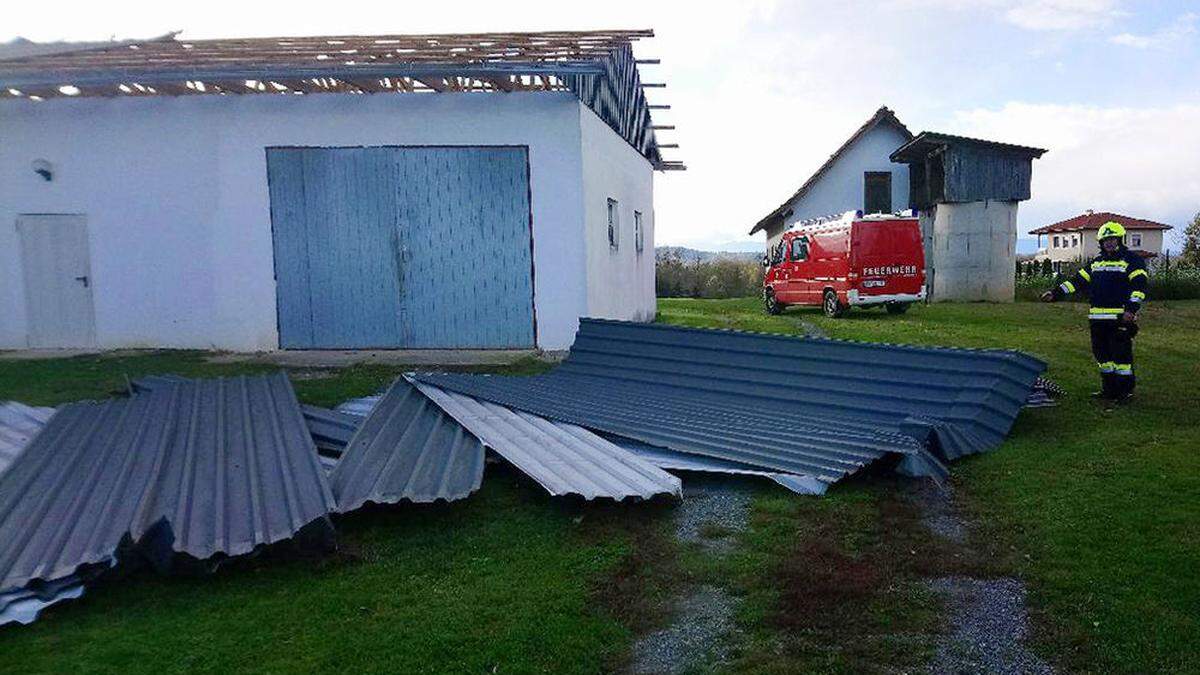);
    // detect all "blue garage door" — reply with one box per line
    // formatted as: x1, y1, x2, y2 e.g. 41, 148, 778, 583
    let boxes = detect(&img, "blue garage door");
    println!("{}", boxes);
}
266, 146, 536, 349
